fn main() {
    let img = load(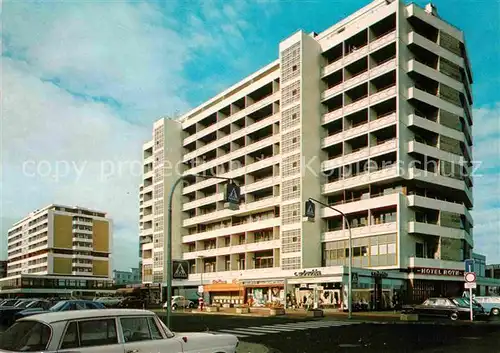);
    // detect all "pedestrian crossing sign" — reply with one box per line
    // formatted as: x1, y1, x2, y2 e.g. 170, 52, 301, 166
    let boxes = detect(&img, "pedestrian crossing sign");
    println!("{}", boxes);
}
172, 260, 189, 279
225, 182, 241, 204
